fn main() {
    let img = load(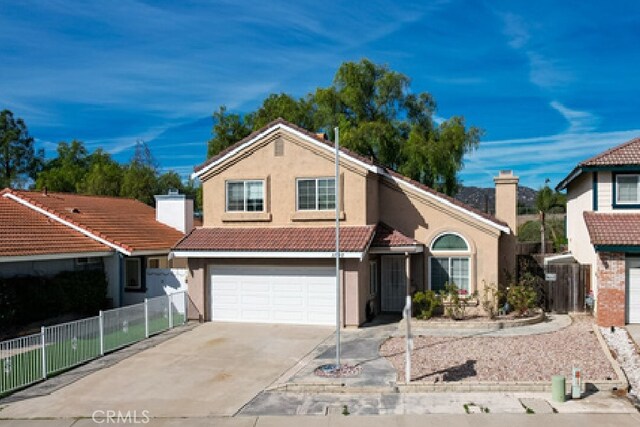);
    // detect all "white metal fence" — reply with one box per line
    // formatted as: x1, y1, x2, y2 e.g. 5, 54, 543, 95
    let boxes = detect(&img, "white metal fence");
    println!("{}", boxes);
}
0, 291, 187, 395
